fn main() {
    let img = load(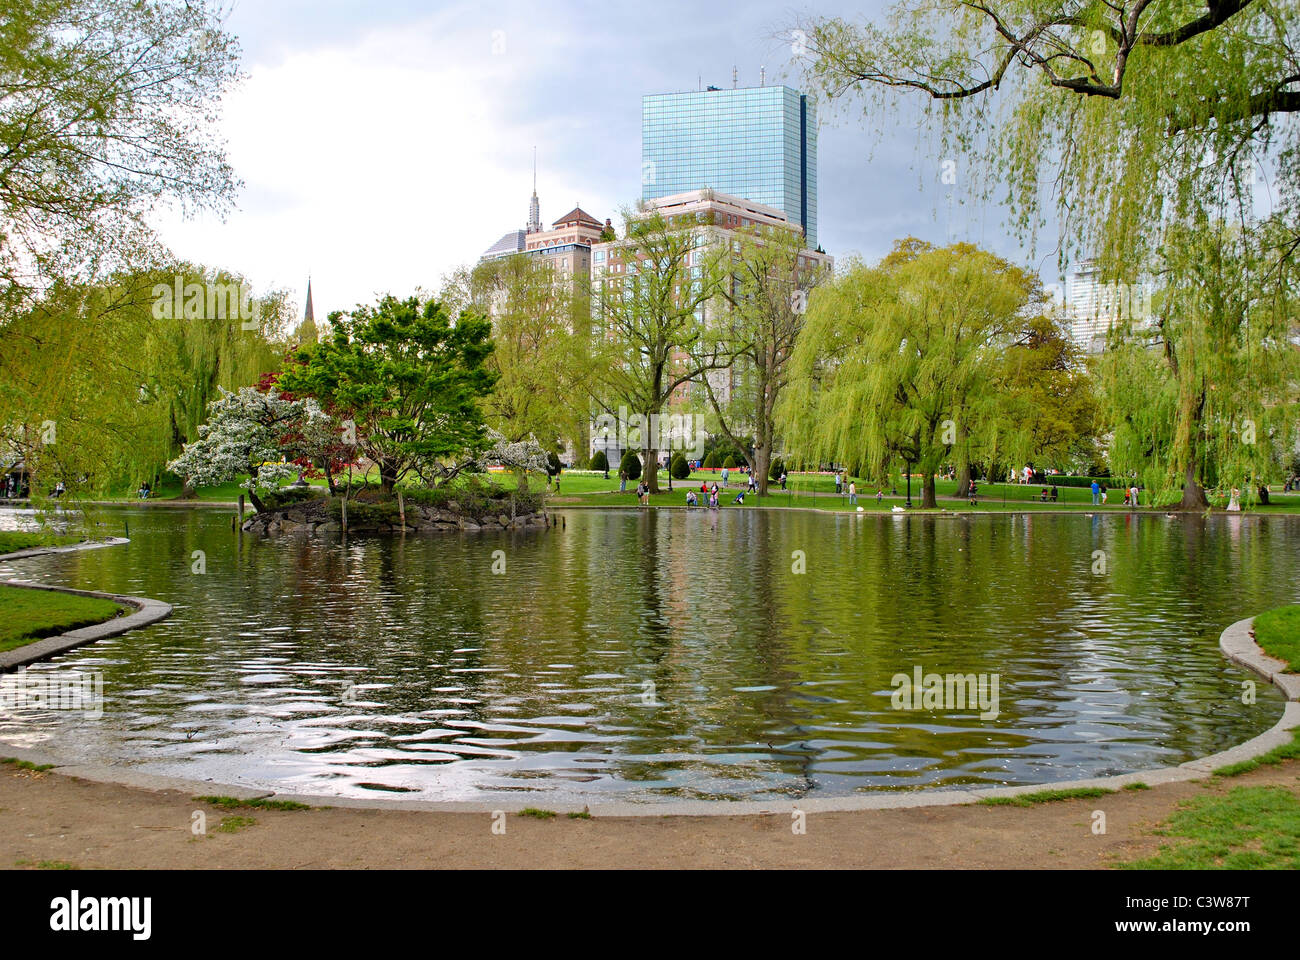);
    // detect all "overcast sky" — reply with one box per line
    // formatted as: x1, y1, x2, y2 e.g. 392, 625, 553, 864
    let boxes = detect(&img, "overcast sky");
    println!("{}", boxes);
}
149, 0, 1075, 321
